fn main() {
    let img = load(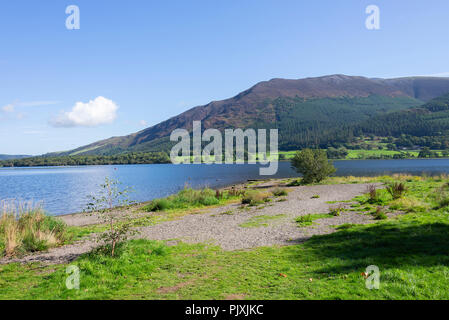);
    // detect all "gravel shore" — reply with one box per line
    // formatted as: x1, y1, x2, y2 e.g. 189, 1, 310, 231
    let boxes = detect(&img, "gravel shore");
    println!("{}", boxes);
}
1, 180, 387, 265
